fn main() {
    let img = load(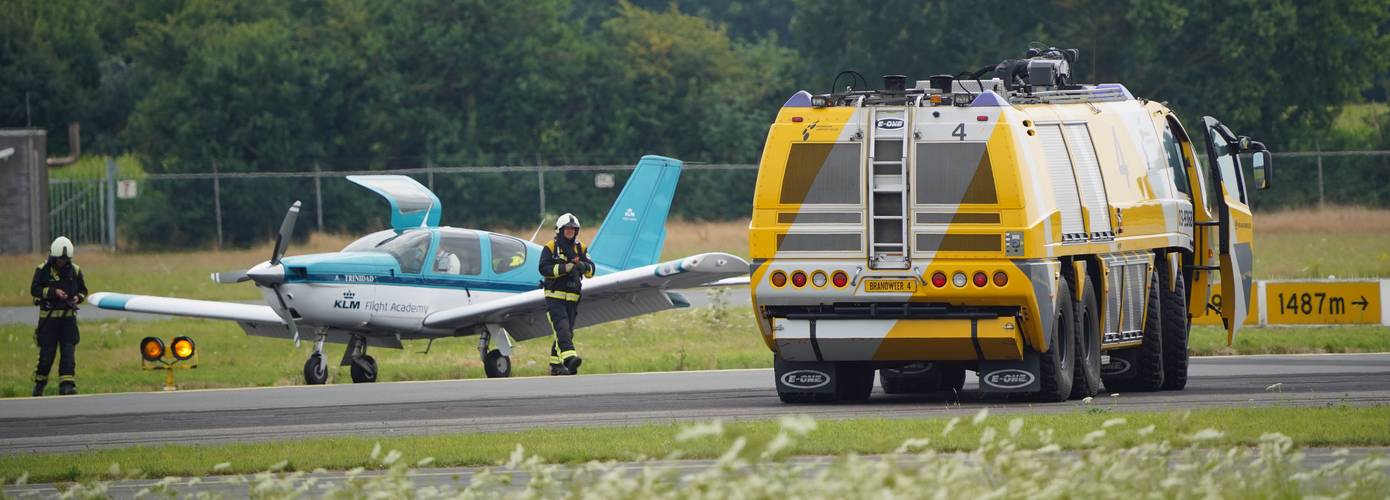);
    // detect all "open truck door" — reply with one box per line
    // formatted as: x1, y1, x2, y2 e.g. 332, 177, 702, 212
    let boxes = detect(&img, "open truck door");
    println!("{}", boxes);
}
1199, 116, 1271, 344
